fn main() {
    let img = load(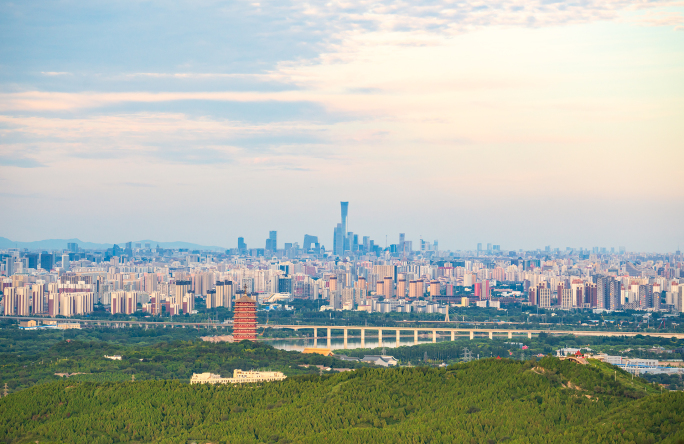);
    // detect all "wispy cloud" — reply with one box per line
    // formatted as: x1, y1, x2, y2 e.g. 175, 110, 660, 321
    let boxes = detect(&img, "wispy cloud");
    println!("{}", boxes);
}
118, 182, 156, 188
0, 154, 45, 168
